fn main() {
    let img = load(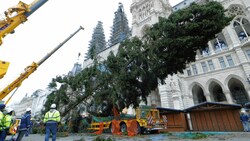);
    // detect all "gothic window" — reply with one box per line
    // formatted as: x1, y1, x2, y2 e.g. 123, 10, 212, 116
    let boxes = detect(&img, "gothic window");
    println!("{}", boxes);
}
187, 68, 192, 76
198, 93, 206, 103
201, 46, 210, 57
213, 87, 227, 102
207, 60, 215, 71
233, 17, 250, 42
213, 38, 228, 53
191, 64, 198, 75
146, 4, 150, 16
226, 55, 234, 67
139, 9, 142, 20
201, 62, 208, 73
231, 86, 249, 105
226, 5, 246, 17
246, 49, 250, 60
150, 2, 153, 8
218, 57, 226, 69
138, 2, 152, 21
193, 85, 206, 104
